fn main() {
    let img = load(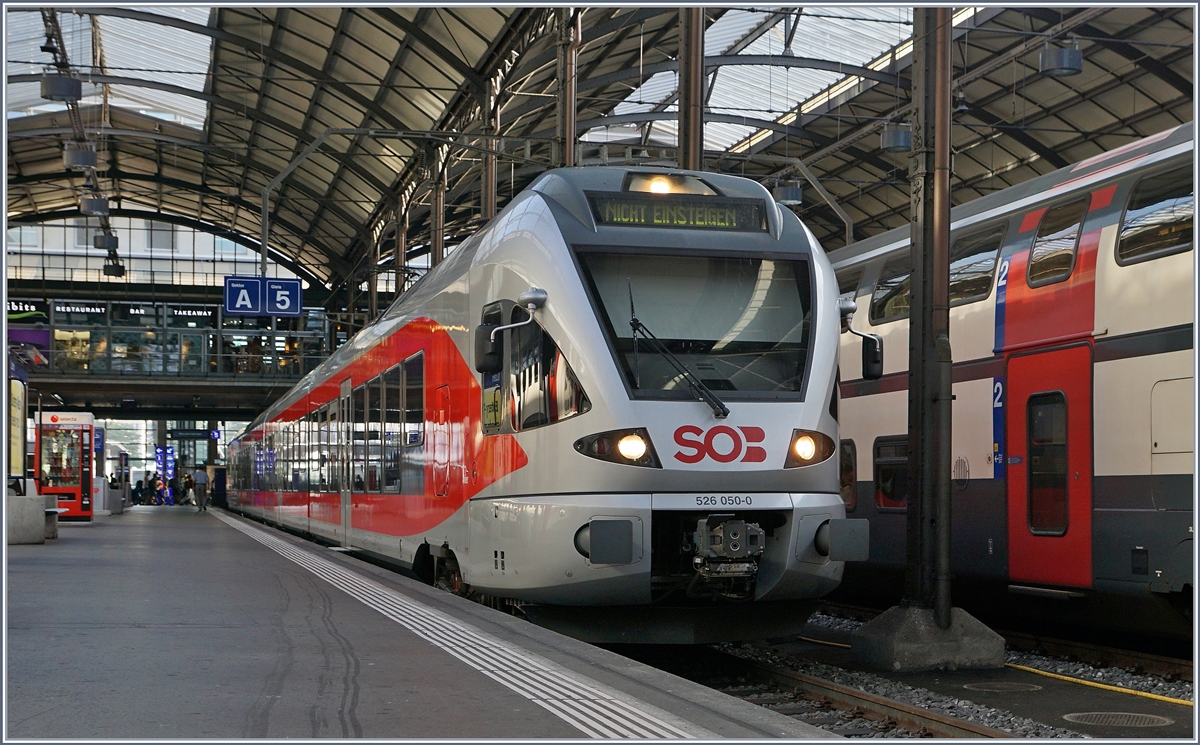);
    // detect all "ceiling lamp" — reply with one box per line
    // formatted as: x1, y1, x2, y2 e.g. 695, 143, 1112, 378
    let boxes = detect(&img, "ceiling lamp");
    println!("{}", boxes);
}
80, 196, 109, 216
63, 143, 97, 171
40, 74, 81, 102
1039, 42, 1083, 77
880, 123, 912, 153
772, 181, 803, 206
953, 93, 971, 115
